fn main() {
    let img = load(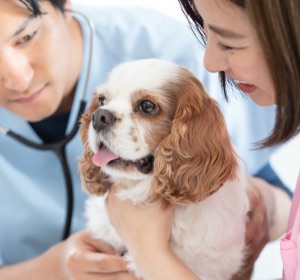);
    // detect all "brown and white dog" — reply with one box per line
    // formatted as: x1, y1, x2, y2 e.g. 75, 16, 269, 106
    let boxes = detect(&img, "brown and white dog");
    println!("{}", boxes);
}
78, 59, 286, 279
